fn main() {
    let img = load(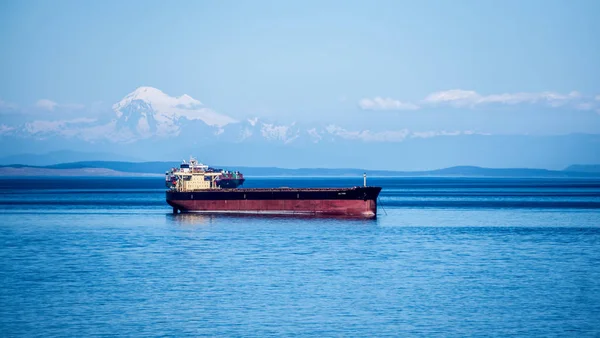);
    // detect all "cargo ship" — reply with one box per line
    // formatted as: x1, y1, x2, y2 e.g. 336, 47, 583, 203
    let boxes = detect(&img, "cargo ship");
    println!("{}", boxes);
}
165, 158, 382, 218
